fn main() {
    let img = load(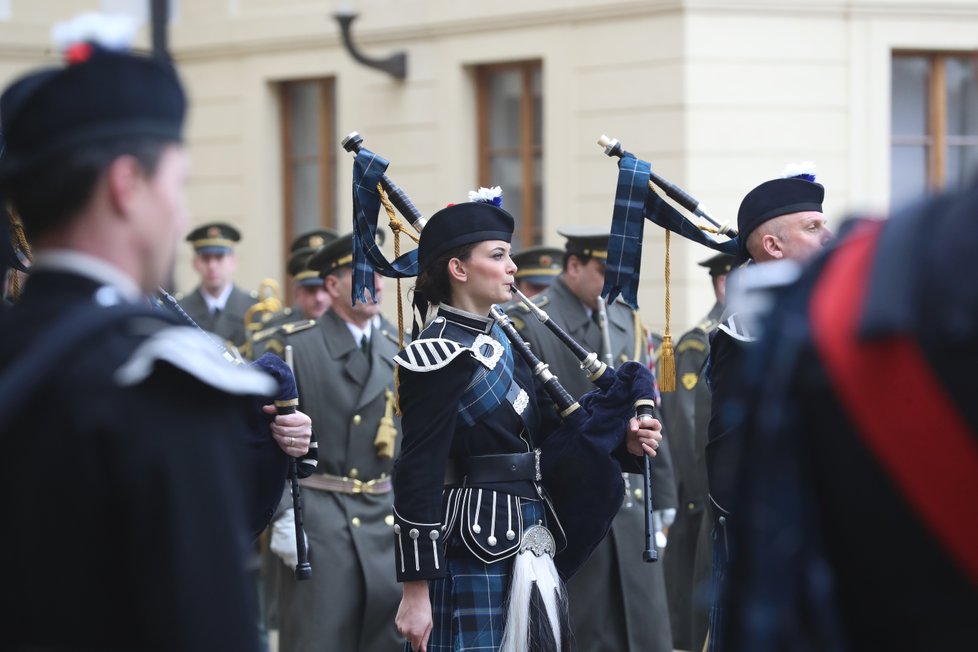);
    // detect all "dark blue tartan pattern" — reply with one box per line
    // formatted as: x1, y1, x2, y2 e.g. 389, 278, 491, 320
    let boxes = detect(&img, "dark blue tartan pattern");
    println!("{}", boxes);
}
457, 324, 514, 427
350, 148, 420, 306
602, 154, 741, 311
416, 499, 547, 652
602, 155, 652, 310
